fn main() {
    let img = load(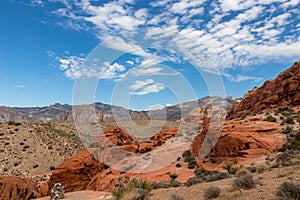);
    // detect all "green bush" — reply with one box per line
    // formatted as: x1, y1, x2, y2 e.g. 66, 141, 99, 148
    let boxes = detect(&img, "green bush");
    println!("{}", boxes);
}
112, 187, 125, 199
222, 163, 239, 175
112, 178, 152, 199
169, 179, 181, 187
152, 181, 170, 189
122, 188, 149, 200
264, 115, 277, 122
276, 181, 300, 200
283, 117, 295, 124
170, 172, 178, 180
288, 132, 300, 150
204, 186, 221, 199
